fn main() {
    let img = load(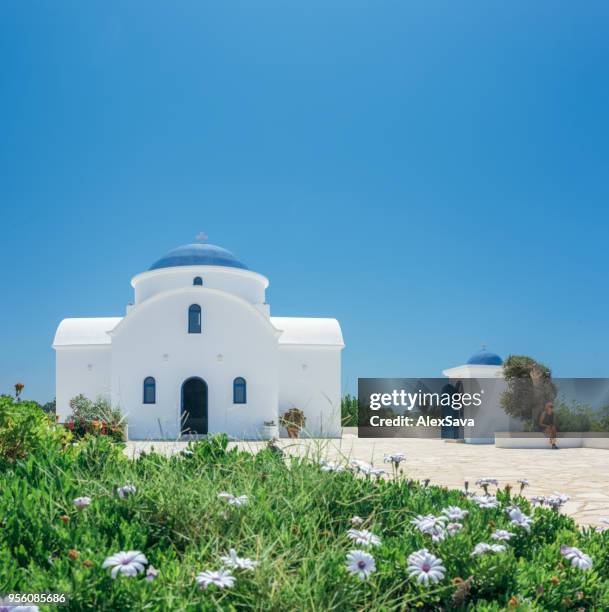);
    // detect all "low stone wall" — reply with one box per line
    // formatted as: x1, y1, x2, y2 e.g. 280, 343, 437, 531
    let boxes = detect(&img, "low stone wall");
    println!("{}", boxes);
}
495, 432, 609, 449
